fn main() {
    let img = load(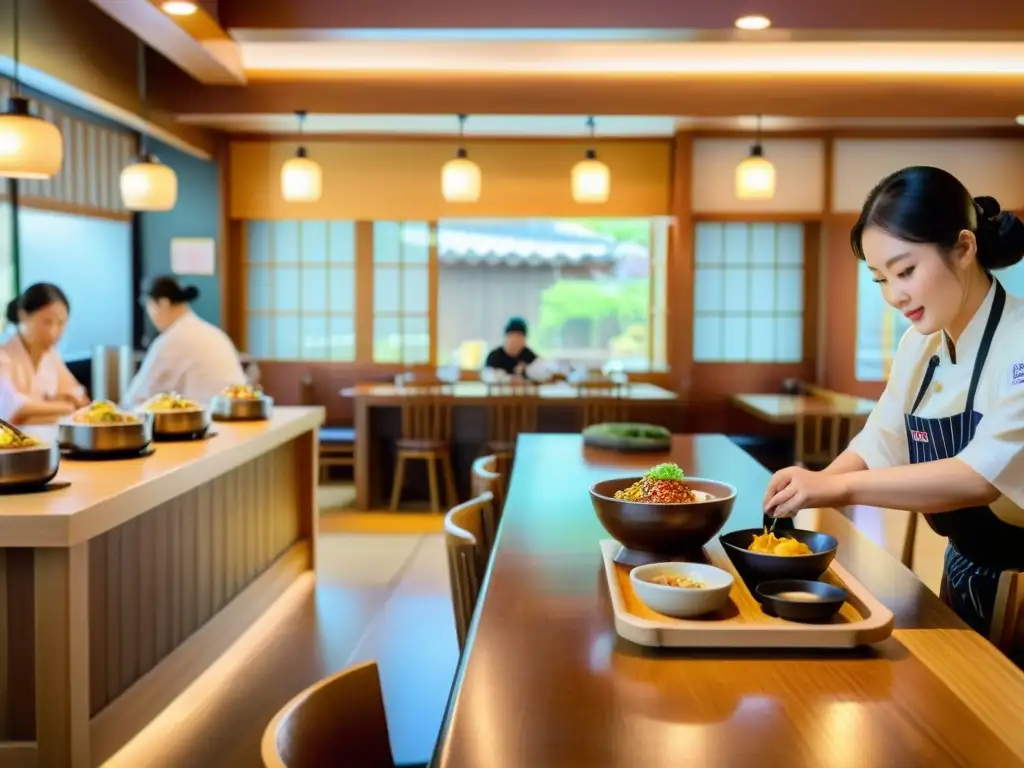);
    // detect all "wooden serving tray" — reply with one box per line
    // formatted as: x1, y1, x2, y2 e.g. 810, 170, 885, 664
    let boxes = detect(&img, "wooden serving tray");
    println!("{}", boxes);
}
600, 537, 895, 649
